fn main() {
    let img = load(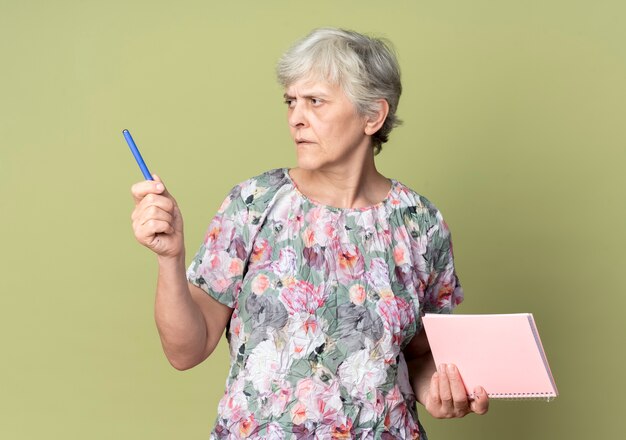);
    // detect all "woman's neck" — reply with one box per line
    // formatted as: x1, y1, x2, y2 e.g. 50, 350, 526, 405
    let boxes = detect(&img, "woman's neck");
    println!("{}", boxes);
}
289, 160, 391, 209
